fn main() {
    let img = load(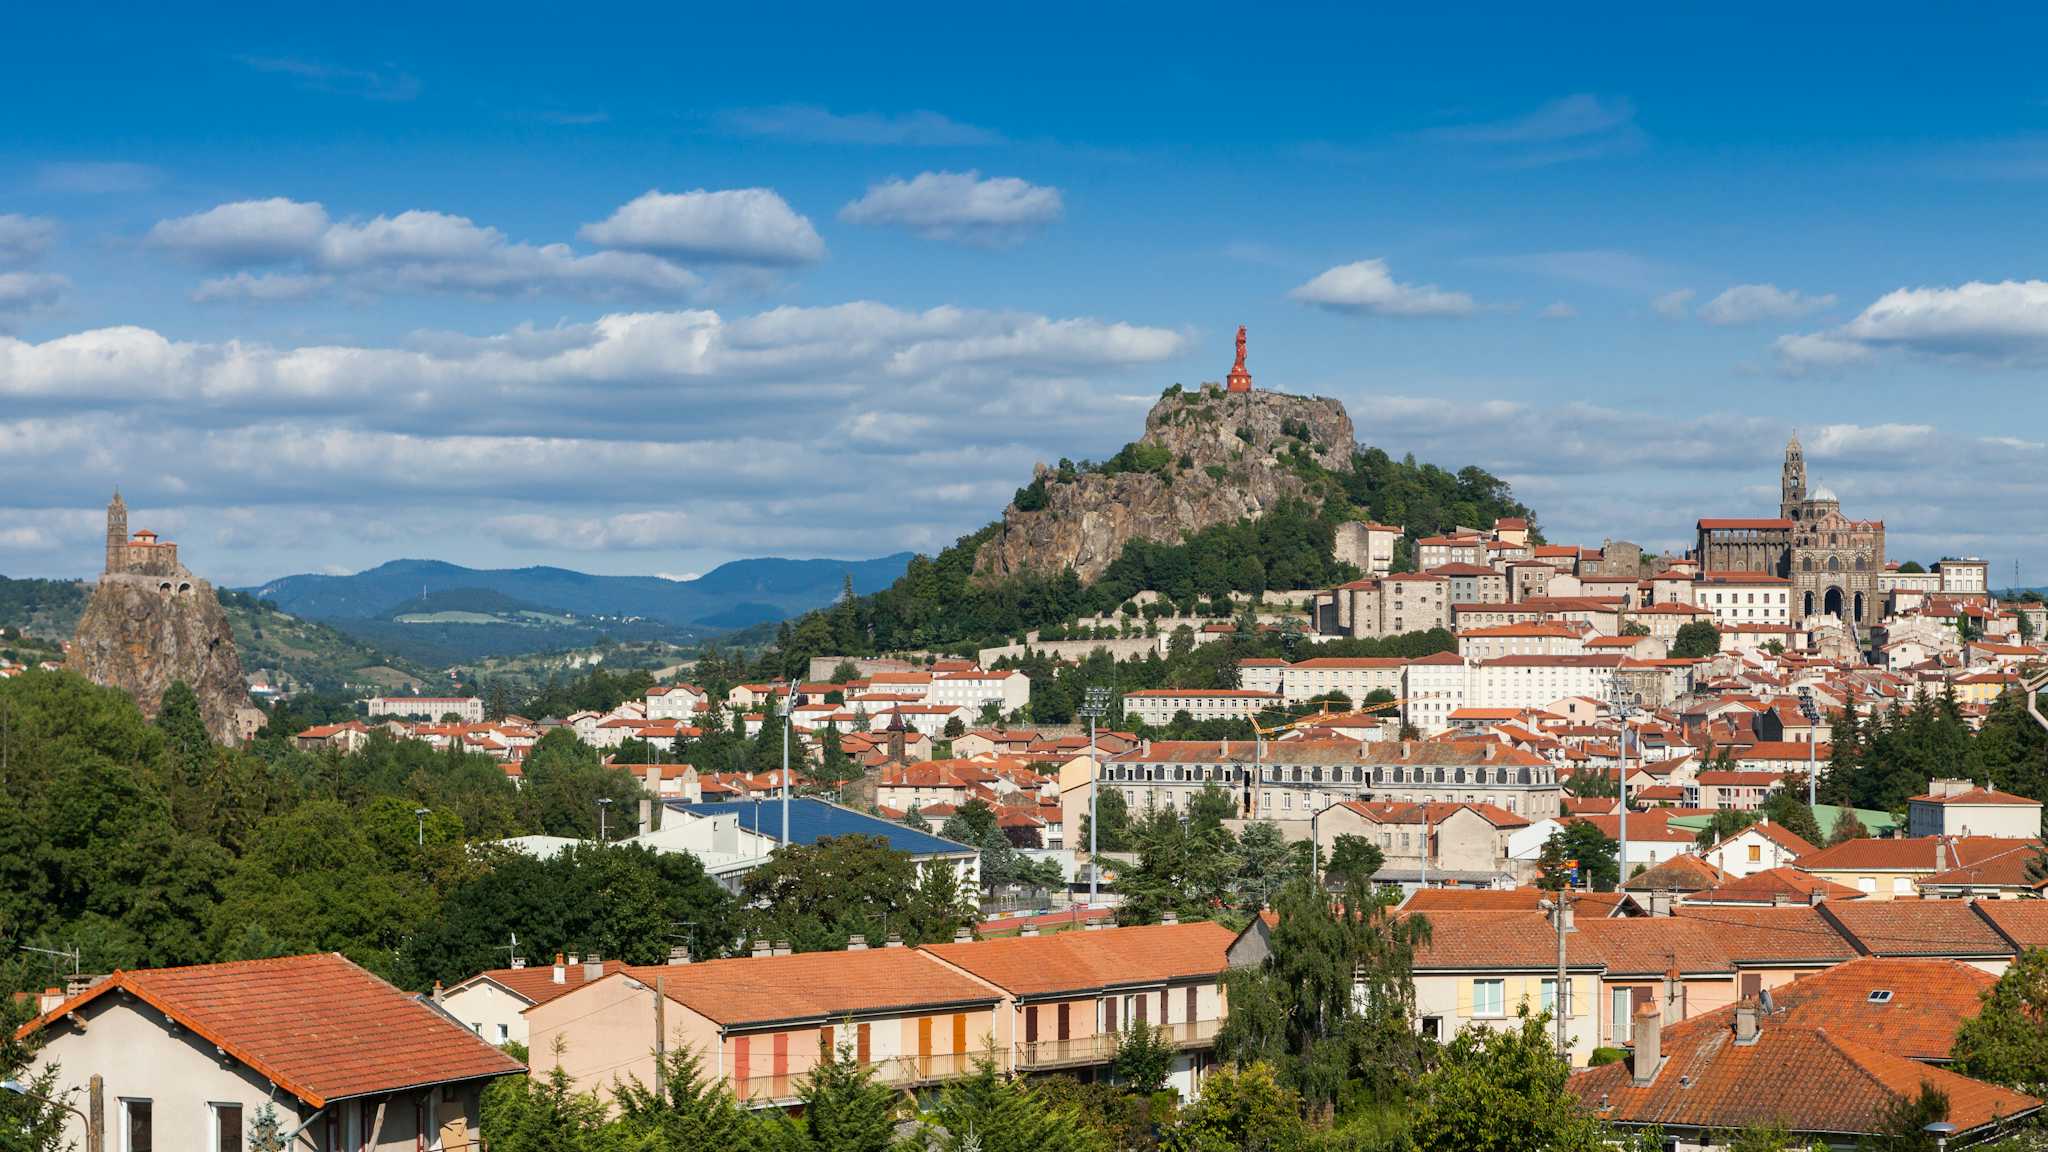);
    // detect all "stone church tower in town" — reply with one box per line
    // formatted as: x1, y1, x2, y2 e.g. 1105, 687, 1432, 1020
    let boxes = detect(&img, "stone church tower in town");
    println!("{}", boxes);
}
69, 492, 258, 743
1696, 435, 1886, 633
